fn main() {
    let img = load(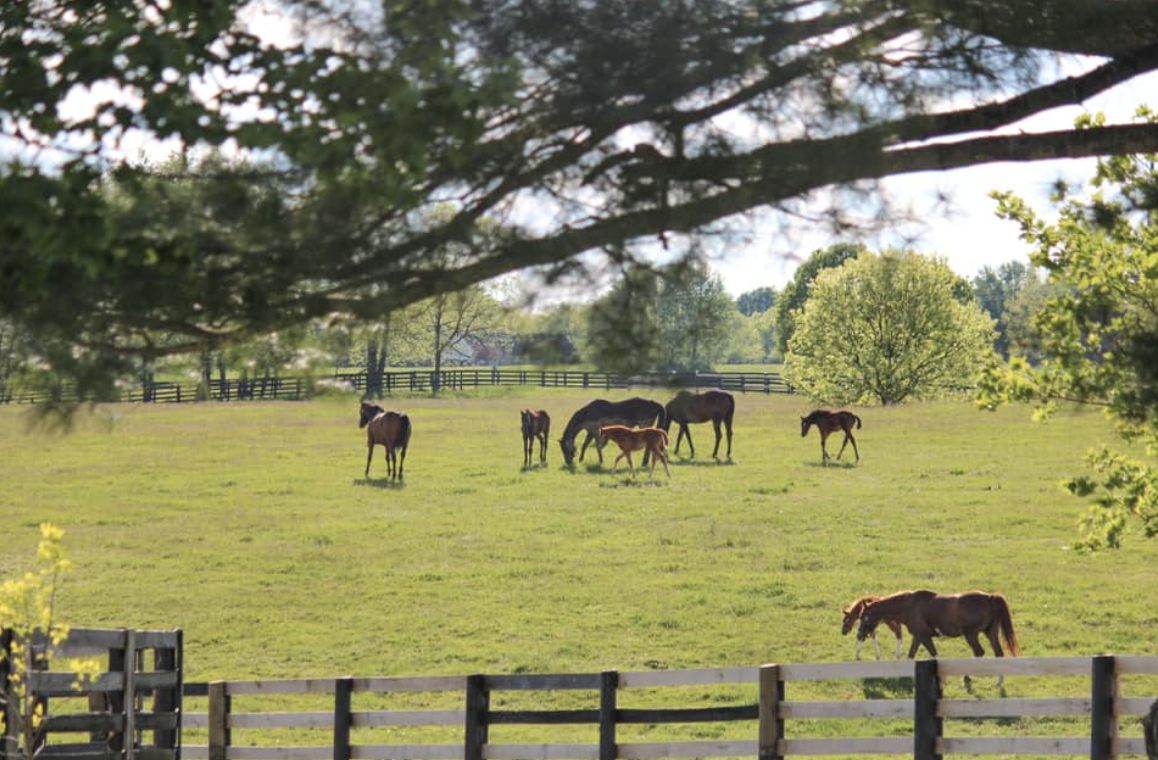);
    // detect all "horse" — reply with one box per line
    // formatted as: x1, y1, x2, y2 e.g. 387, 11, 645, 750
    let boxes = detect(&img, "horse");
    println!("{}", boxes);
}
857, 589, 1021, 687
559, 398, 665, 466
800, 409, 861, 463
521, 409, 550, 466
598, 425, 671, 478
661, 390, 735, 459
841, 595, 904, 660
359, 401, 411, 480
